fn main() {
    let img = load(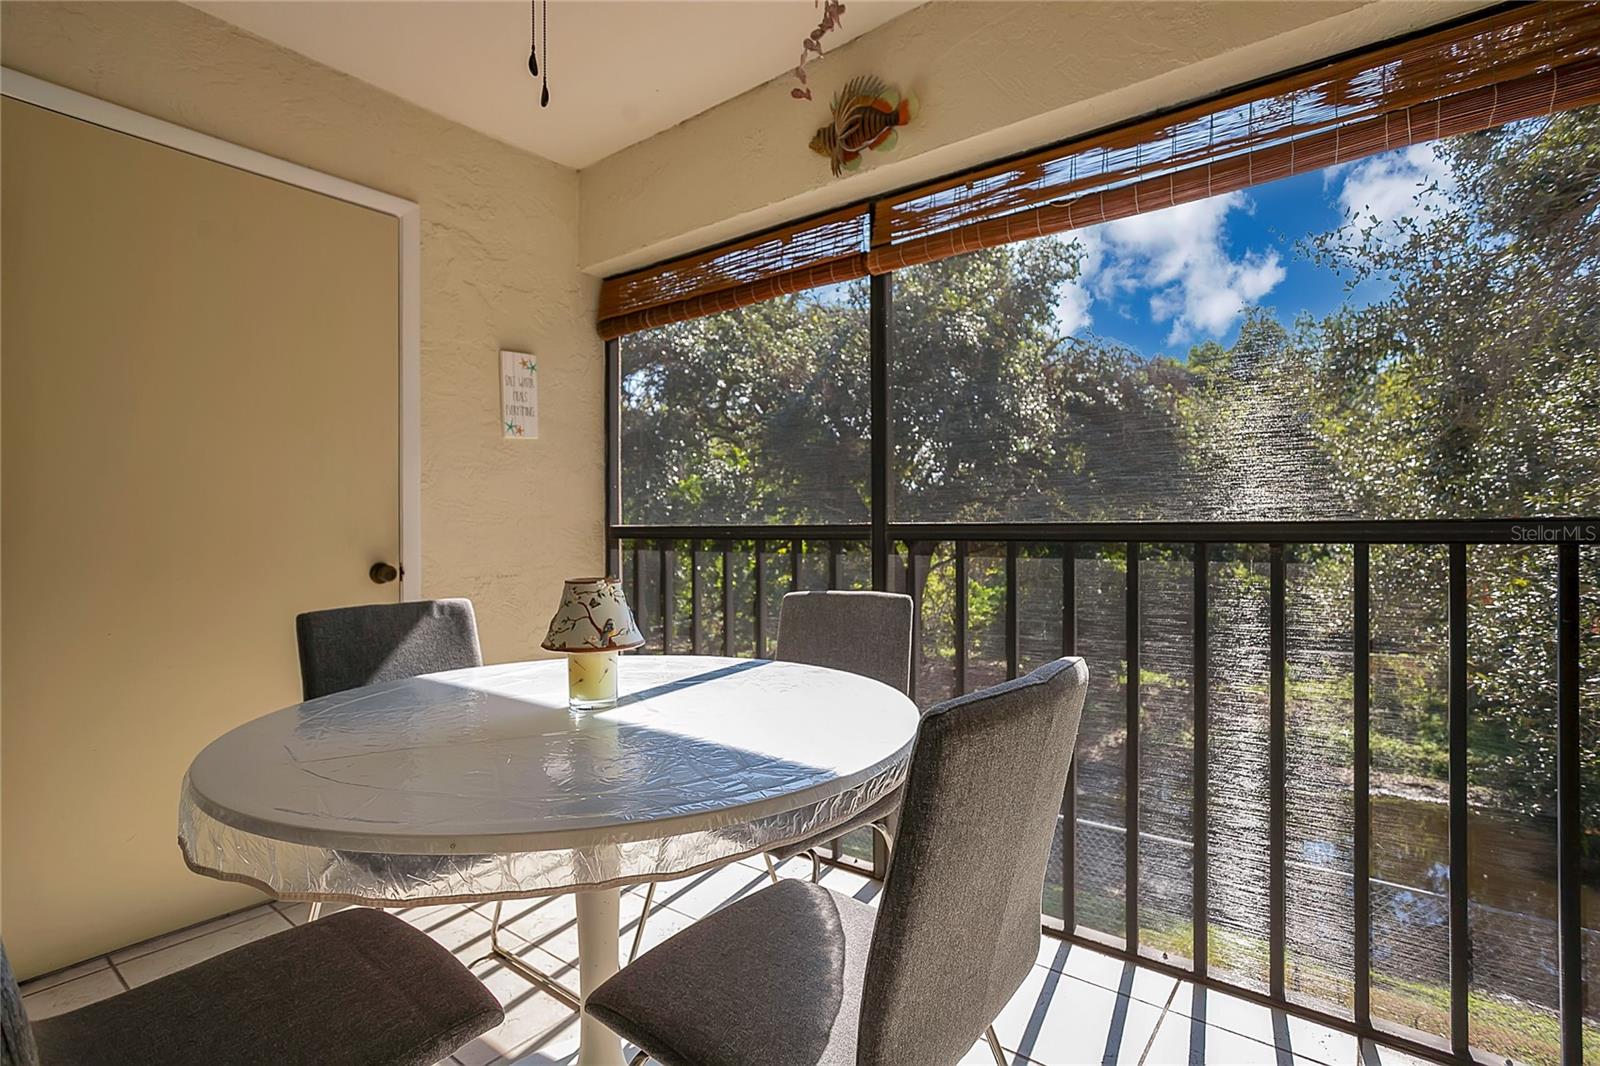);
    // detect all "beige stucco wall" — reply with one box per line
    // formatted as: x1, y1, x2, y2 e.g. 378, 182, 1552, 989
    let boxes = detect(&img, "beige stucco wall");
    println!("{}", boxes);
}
580, 0, 1491, 276
1, 0, 600, 973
